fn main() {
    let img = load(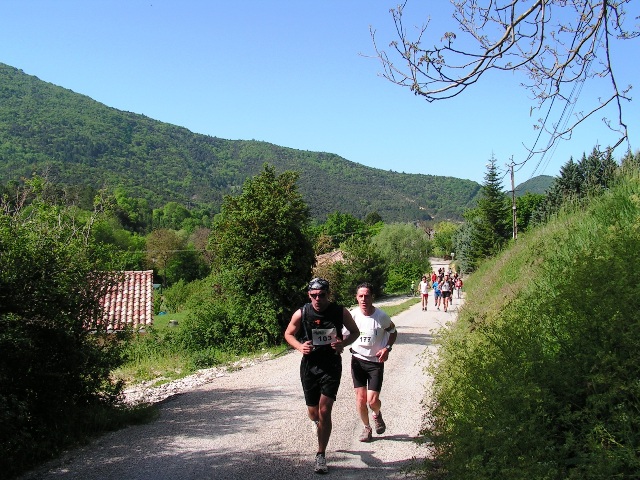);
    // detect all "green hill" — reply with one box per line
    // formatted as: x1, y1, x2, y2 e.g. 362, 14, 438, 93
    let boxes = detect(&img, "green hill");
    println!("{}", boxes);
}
0, 63, 481, 222
515, 175, 555, 196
